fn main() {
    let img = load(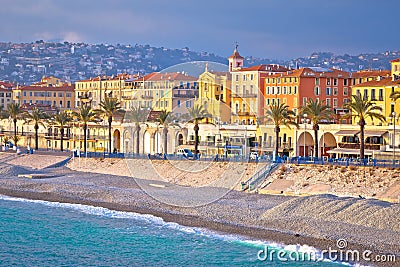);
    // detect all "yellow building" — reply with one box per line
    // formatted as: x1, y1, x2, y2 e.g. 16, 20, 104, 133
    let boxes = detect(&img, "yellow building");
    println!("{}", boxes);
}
130, 72, 198, 114
228, 47, 288, 125
75, 74, 136, 109
352, 58, 400, 125
197, 64, 231, 123
13, 76, 74, 110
